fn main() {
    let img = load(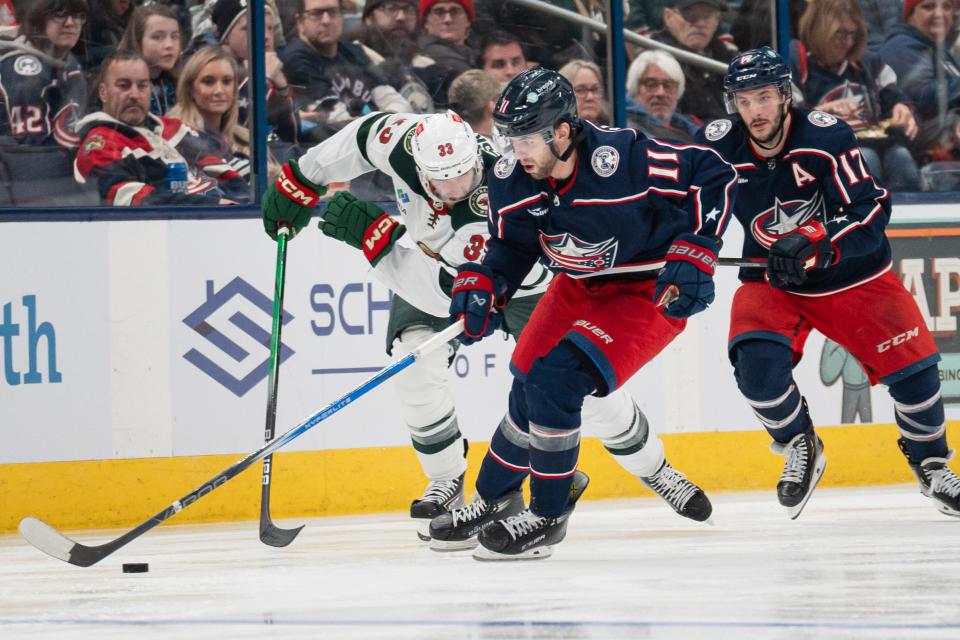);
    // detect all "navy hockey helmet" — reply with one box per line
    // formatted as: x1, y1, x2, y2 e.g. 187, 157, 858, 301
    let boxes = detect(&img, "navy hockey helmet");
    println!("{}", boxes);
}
722, 46, 792, 114
492, 67, 581, 161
